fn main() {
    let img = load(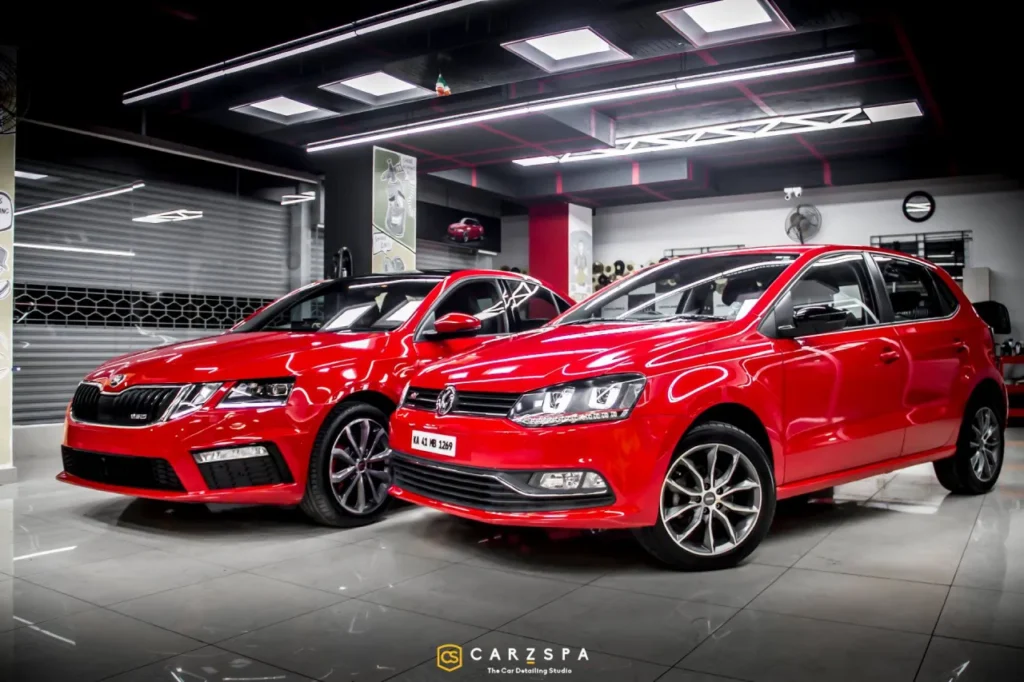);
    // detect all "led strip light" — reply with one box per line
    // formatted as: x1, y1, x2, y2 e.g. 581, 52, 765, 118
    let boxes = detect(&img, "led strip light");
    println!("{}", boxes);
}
123, 0, 491, 104
306, 51, 856, 152
13, 182, 146, 216
514, 107, 873, 165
